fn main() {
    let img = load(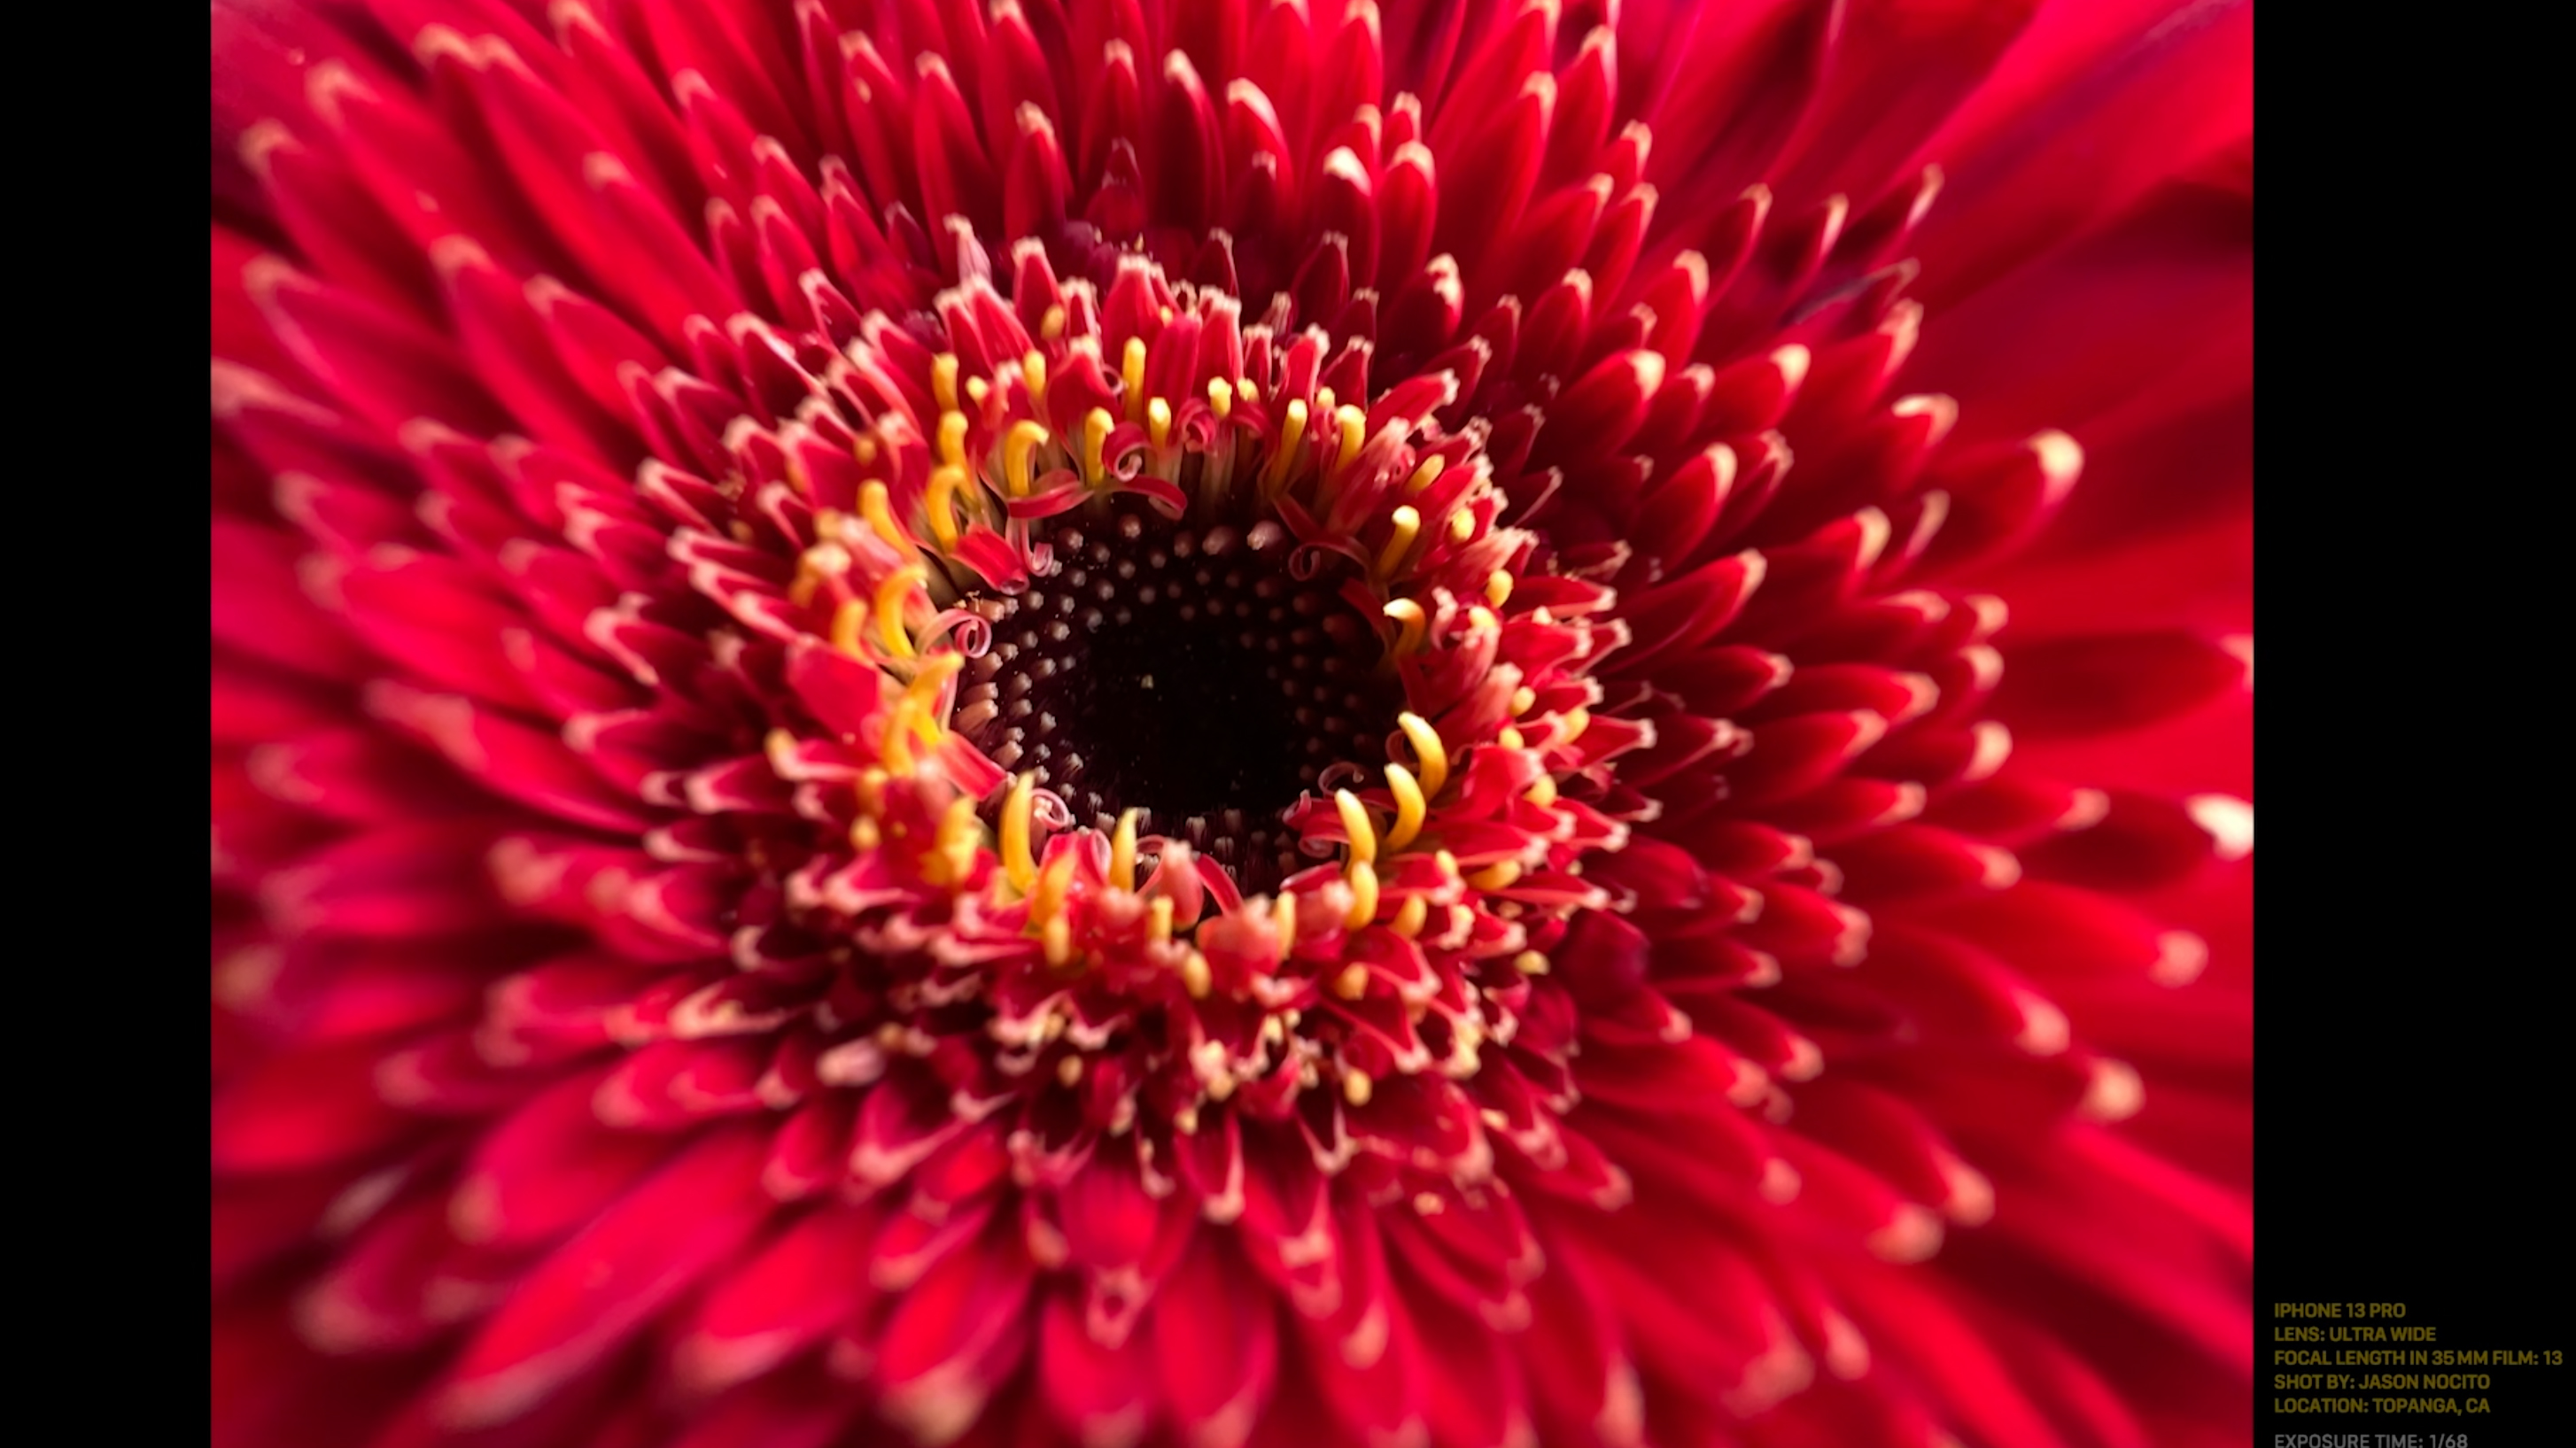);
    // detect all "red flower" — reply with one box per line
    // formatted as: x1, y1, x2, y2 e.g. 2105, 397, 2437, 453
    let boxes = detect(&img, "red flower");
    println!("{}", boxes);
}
212, 3, 2253, 1445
